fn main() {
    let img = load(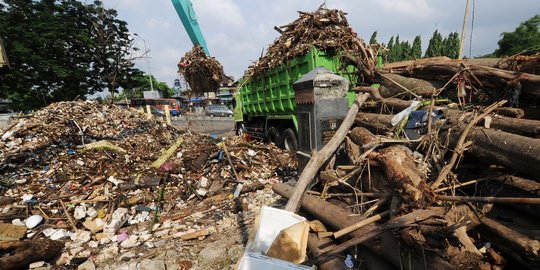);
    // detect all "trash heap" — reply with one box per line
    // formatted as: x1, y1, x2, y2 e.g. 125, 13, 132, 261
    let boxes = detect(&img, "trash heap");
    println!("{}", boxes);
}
178, 45, 224, 95
244, 6, 377, 79
233, 6, 540, 270
272, 54, 540, 269
0, 101, 296, 269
